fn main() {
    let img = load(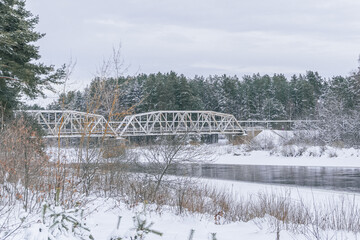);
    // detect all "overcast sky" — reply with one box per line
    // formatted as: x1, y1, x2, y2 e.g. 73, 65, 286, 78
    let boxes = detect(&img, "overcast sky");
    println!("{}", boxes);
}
26, 0, 360, 104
